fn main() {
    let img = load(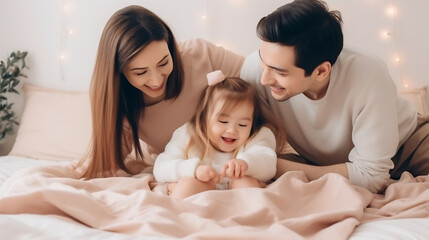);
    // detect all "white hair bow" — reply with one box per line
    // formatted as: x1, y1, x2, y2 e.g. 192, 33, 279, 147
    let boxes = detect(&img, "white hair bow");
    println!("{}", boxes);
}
207, 70, 225, 86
